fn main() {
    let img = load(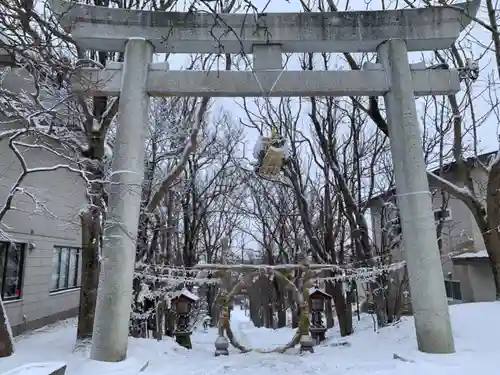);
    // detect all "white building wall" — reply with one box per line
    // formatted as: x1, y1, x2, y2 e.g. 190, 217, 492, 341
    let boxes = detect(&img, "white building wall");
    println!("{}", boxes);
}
1, 65, 87, 334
